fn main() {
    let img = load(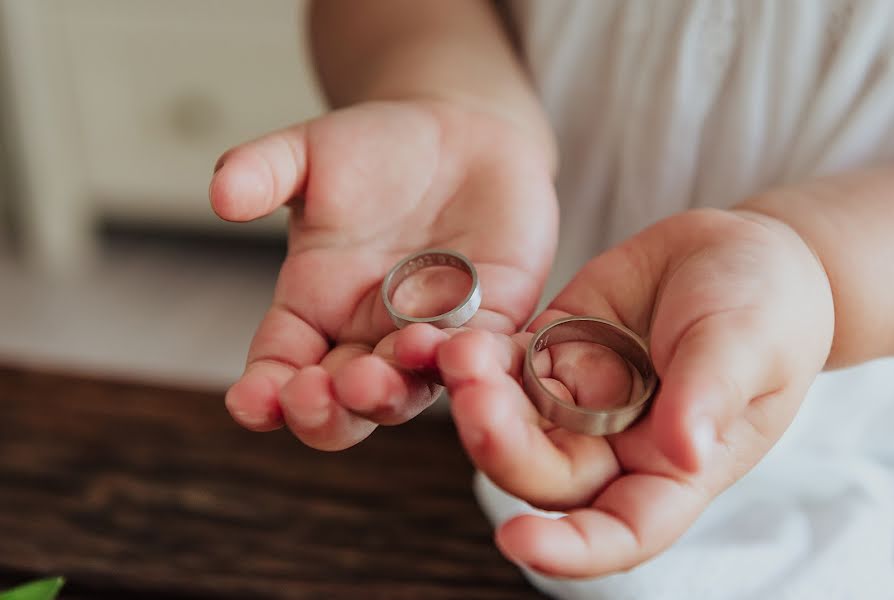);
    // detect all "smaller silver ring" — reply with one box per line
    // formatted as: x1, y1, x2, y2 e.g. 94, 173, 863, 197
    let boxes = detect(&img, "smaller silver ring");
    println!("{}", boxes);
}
381, 249, 482, 329
523, 317, 658, 436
